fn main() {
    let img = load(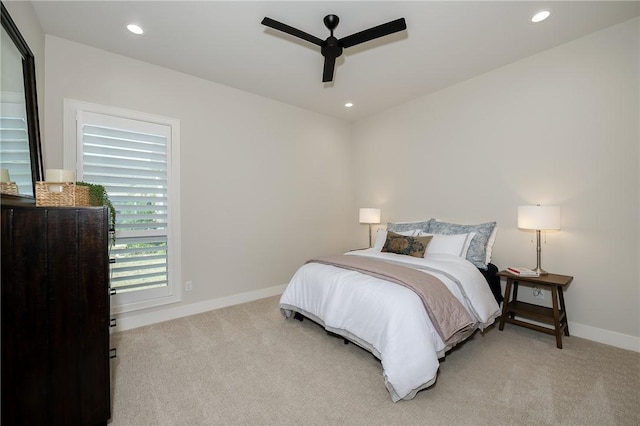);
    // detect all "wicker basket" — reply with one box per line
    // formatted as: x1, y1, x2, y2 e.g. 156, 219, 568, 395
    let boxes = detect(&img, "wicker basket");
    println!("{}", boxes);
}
35, 182, 91, 207
0, 182, 19, 195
